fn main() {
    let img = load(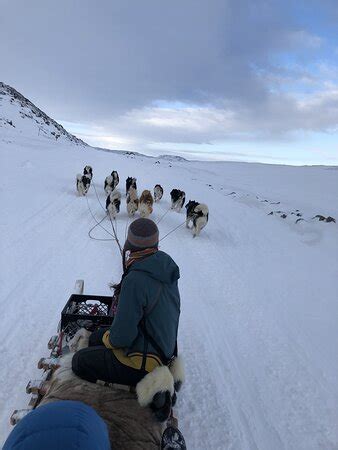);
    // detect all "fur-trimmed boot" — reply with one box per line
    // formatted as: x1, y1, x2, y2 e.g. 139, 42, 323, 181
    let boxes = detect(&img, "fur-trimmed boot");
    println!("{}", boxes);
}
169, 355, 185, 393
136, 366, 174, 422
